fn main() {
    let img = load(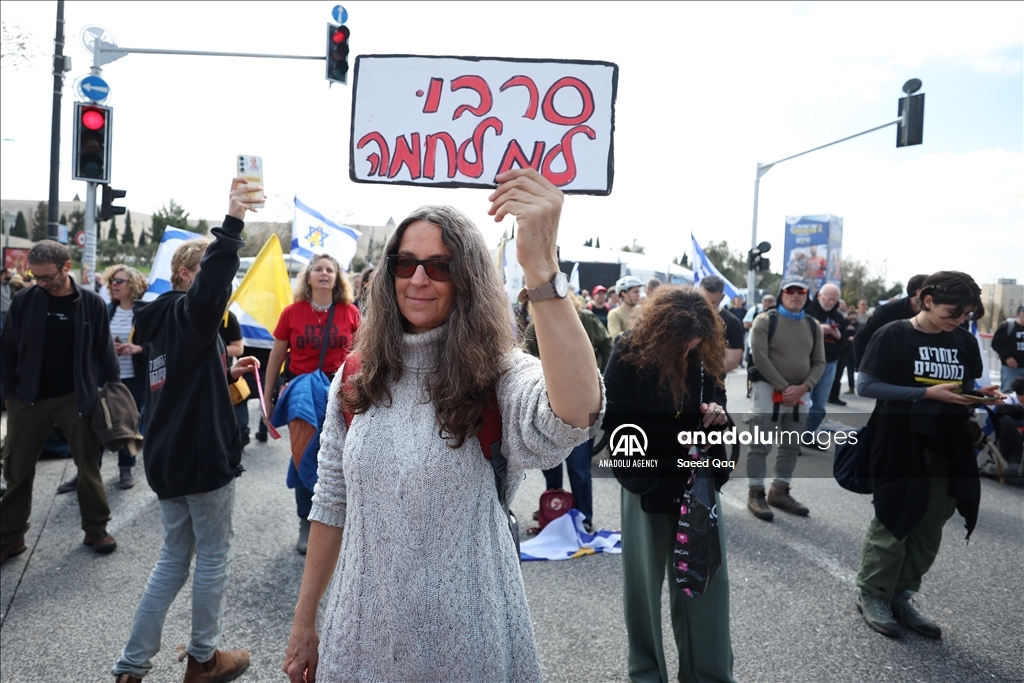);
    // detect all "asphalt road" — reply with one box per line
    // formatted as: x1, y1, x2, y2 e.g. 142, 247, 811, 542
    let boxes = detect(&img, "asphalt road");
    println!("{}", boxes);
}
1, 370, 1021, 683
